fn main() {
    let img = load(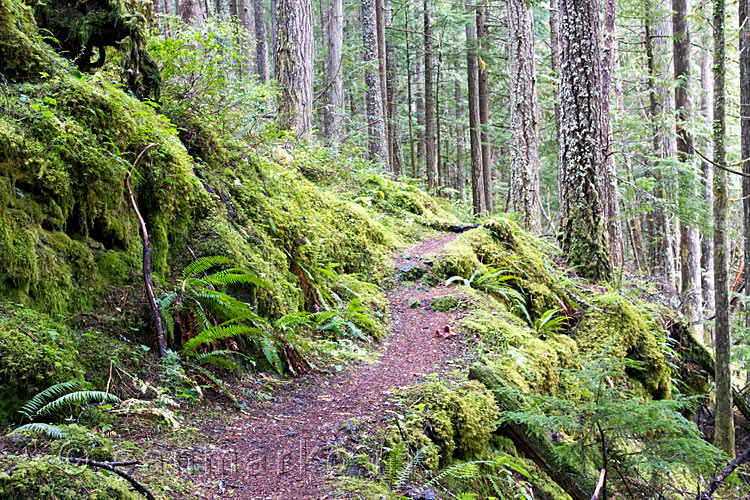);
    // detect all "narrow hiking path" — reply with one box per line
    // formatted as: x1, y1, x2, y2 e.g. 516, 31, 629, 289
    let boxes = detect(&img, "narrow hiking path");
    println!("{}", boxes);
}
194, 232, 472, 499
